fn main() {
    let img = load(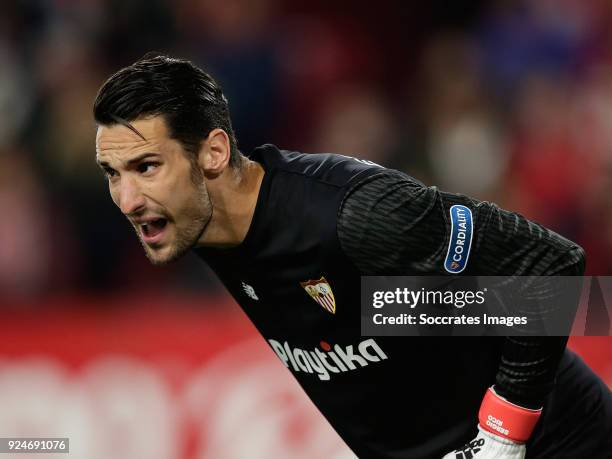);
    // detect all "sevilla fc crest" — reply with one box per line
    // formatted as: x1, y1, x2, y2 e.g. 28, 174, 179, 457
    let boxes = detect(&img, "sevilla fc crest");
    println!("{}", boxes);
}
300, 277, 336, 314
